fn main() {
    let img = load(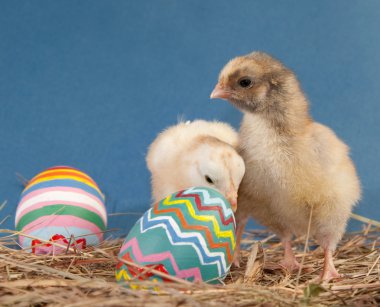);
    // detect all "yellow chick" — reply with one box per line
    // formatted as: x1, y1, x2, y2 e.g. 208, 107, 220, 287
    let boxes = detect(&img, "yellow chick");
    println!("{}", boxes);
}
146, 120, 246, 211
210, 52, 361, 281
